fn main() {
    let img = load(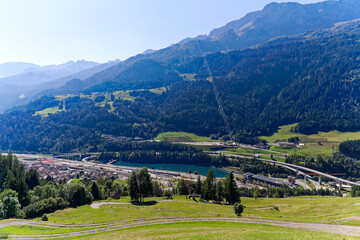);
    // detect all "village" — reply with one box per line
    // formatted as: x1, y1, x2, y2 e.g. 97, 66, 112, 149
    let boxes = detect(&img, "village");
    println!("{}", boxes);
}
15, 153, 305, 192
